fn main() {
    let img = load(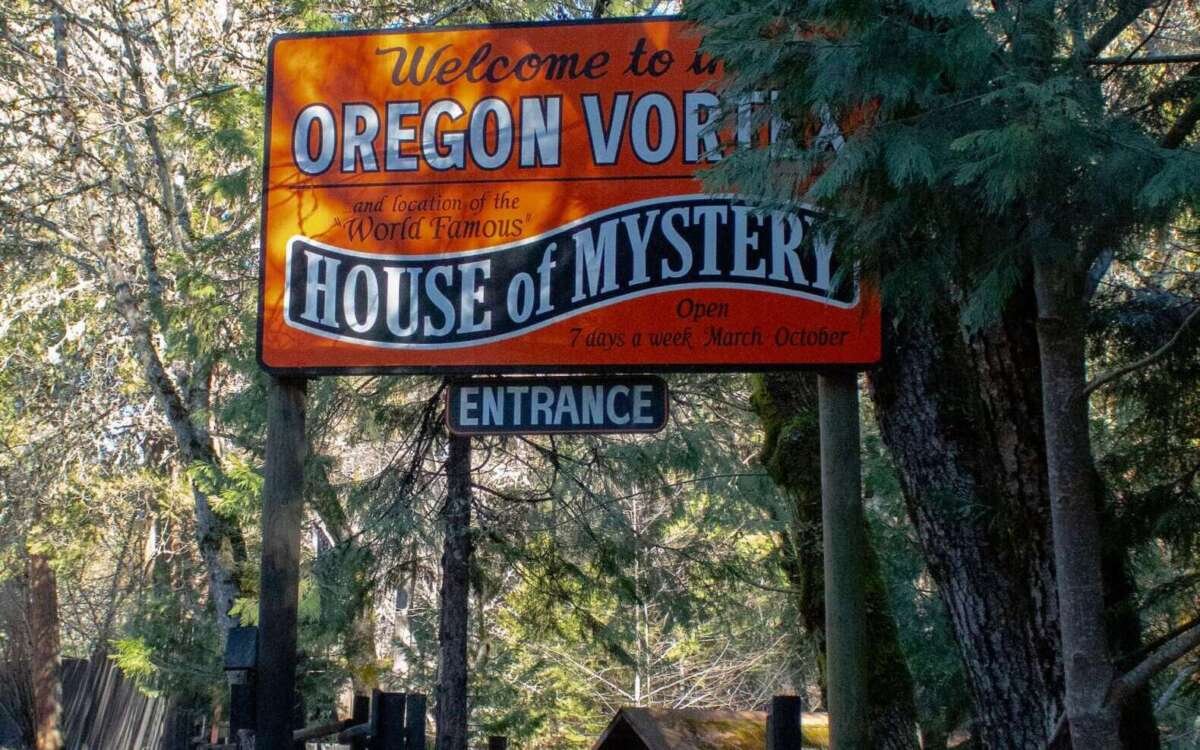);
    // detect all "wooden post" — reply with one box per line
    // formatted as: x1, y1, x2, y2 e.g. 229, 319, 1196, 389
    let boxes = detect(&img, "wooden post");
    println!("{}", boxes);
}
766, 695, 802, 750
256, 377, 307, 750
405, 693, 427, 750
818, 371, 869, 749
228, 684, 255, 740
225, 625, 258, 740
350, 695, 371, 750
435, 435, 472, 750
371, 692, 407, 750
